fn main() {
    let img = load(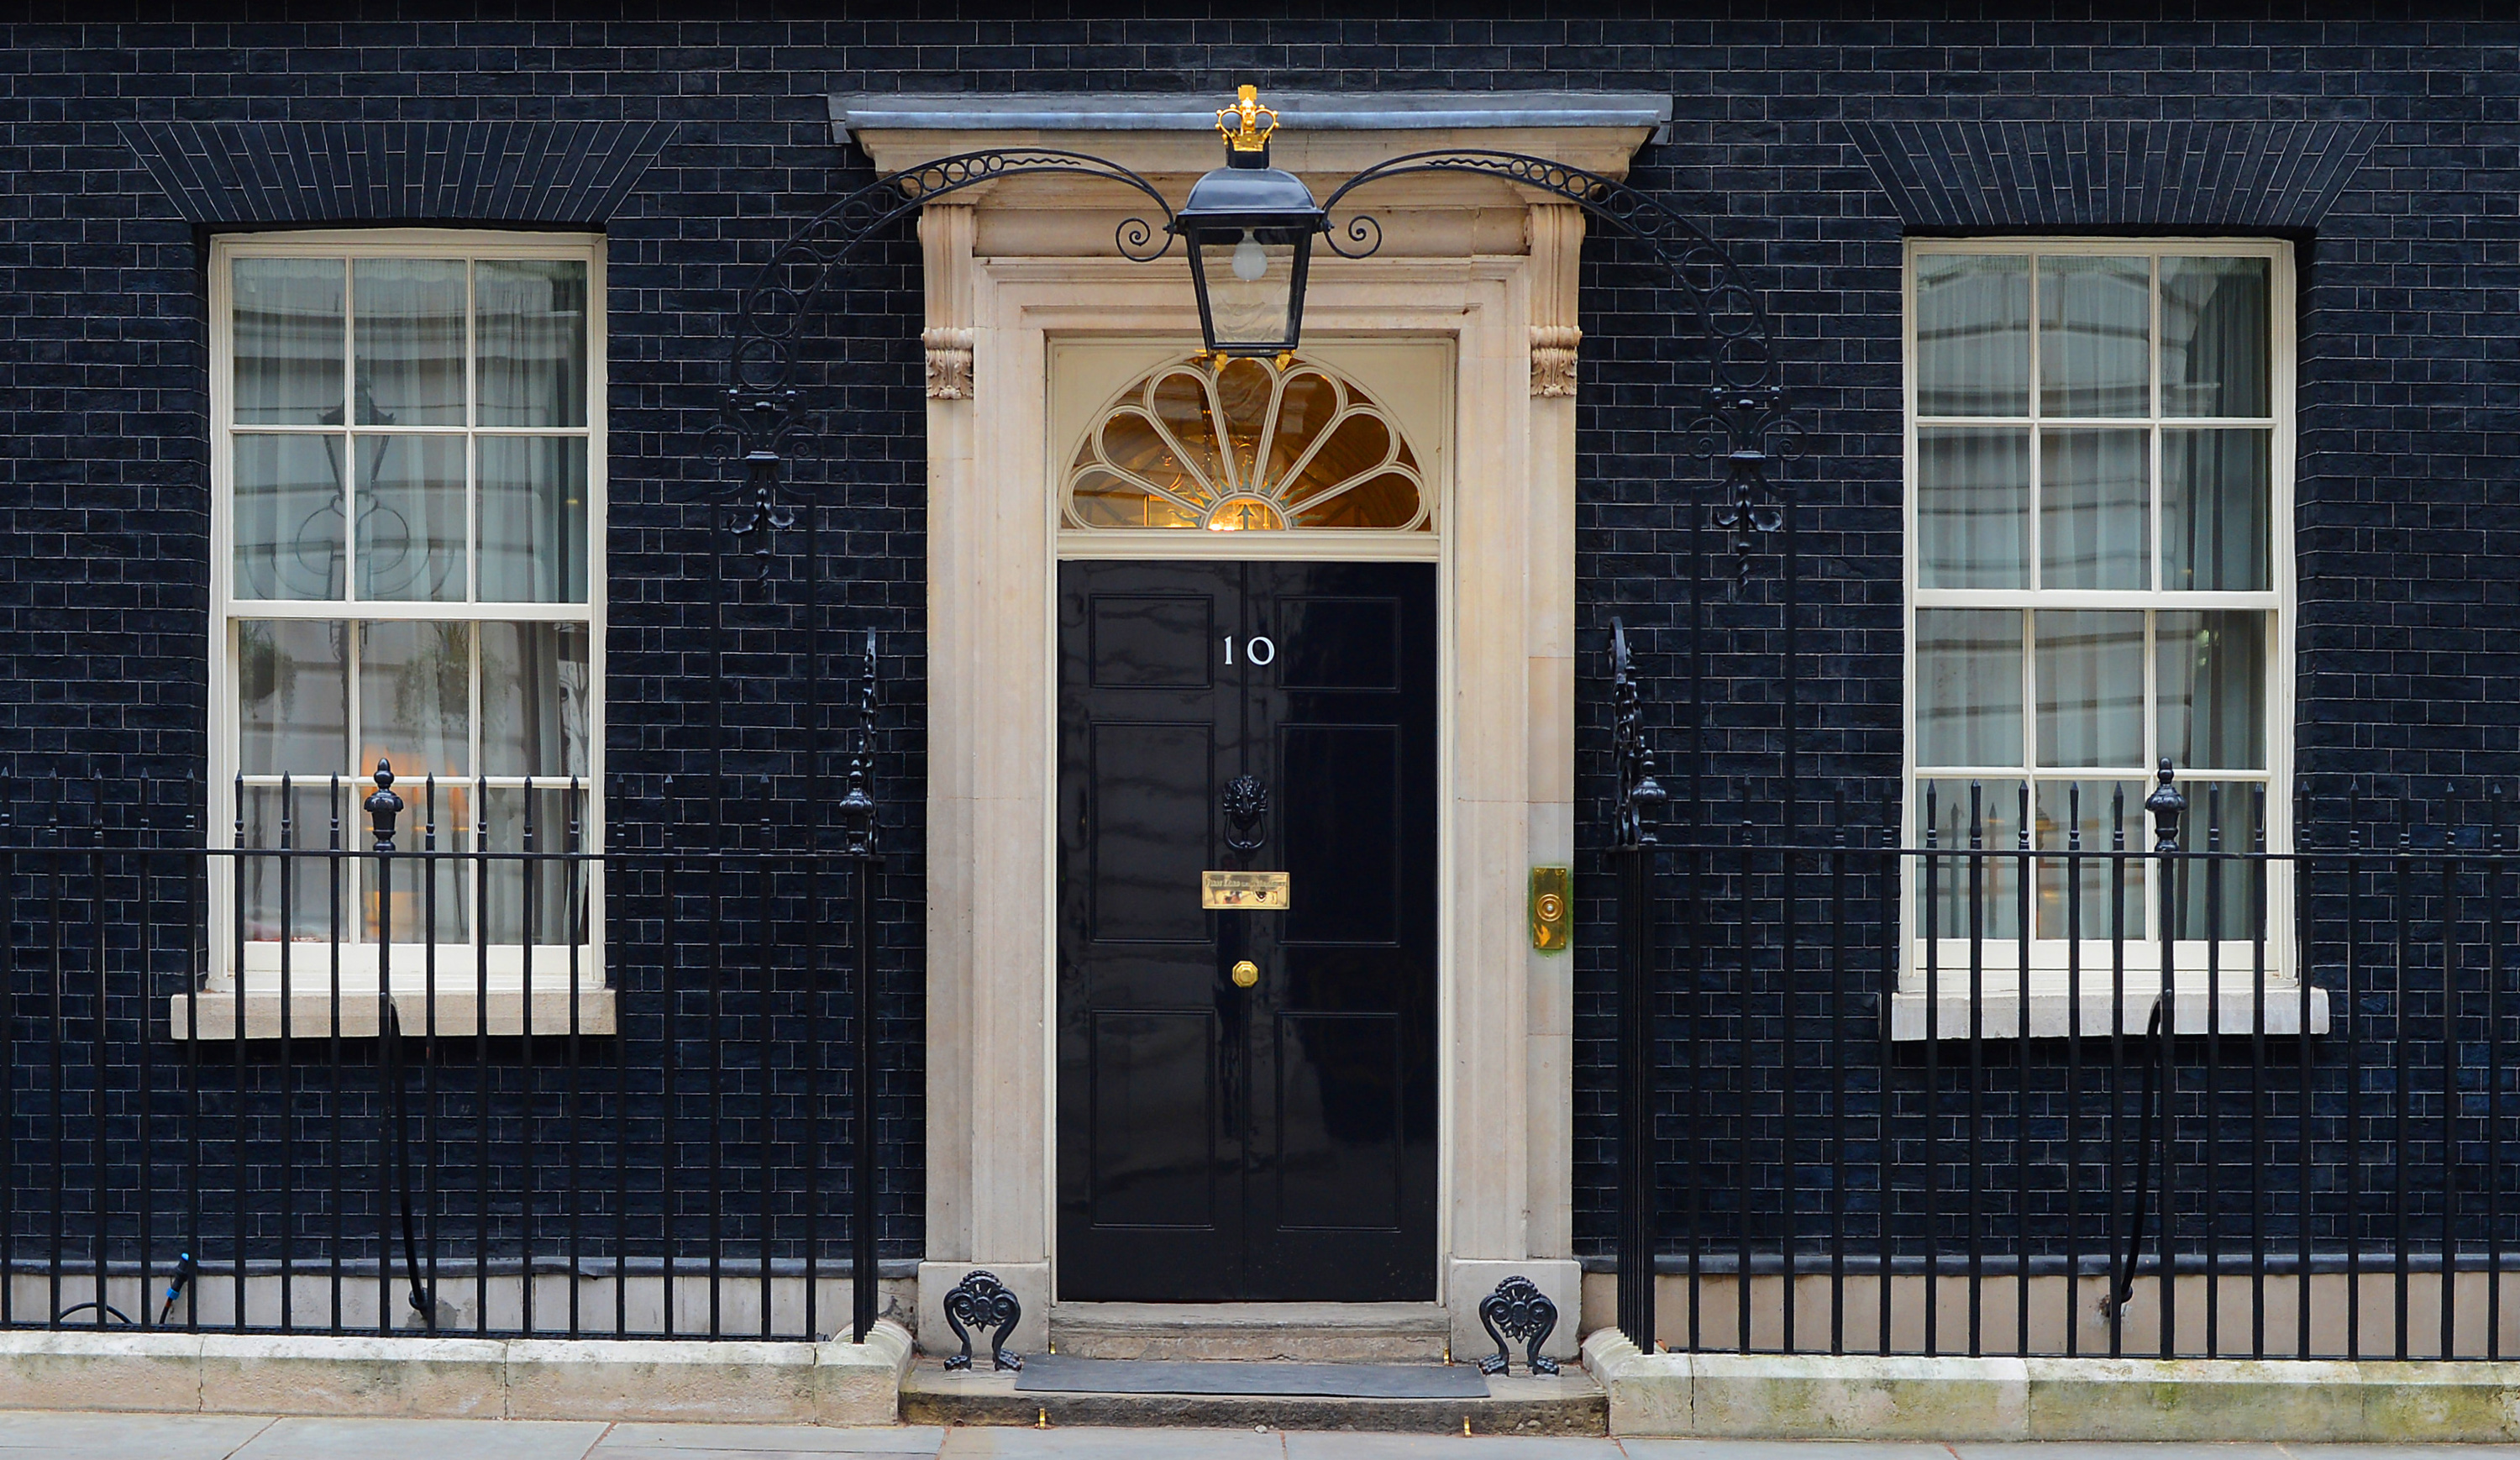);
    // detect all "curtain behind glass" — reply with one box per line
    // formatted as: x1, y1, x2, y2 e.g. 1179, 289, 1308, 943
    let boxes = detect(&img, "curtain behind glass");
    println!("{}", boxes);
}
476, 260, 588, 428
1917, 609, 2024, 768
1916, 255, 2030, 417
1918, 428, 2029, 588
2040, 256, 2150, 417
2160, 257, 2270, 418
233, 260, 343, 424
353, 259, 465, 426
